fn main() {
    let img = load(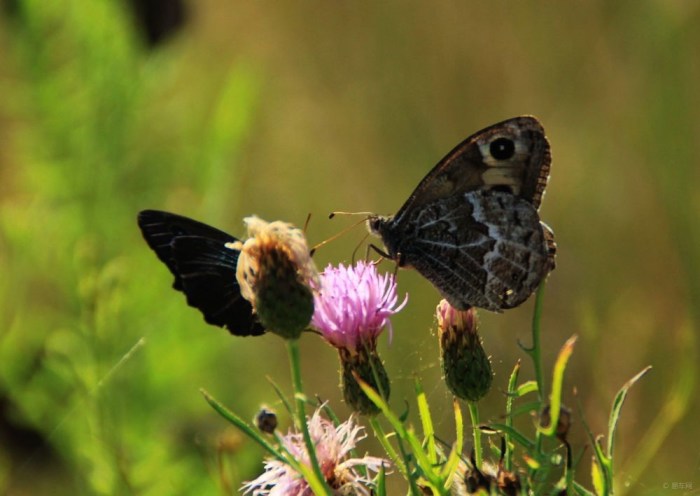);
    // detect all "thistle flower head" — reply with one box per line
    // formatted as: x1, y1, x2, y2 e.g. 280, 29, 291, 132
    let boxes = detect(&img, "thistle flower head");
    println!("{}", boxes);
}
310, 261, 405, 414
242, 406, 388, 495
311, 261, 407, 354
232, 216, 319, 338
436, 300, 493, 402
